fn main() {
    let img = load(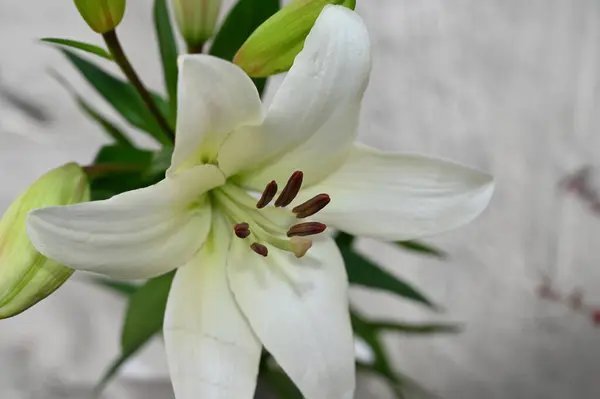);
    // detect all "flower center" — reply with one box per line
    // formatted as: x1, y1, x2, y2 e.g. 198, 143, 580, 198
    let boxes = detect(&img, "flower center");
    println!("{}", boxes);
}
212, 171, 331, 258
